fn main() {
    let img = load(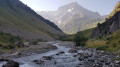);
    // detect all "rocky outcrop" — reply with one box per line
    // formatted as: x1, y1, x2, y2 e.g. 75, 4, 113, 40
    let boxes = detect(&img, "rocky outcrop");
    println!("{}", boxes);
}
91, 12, 120, 38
